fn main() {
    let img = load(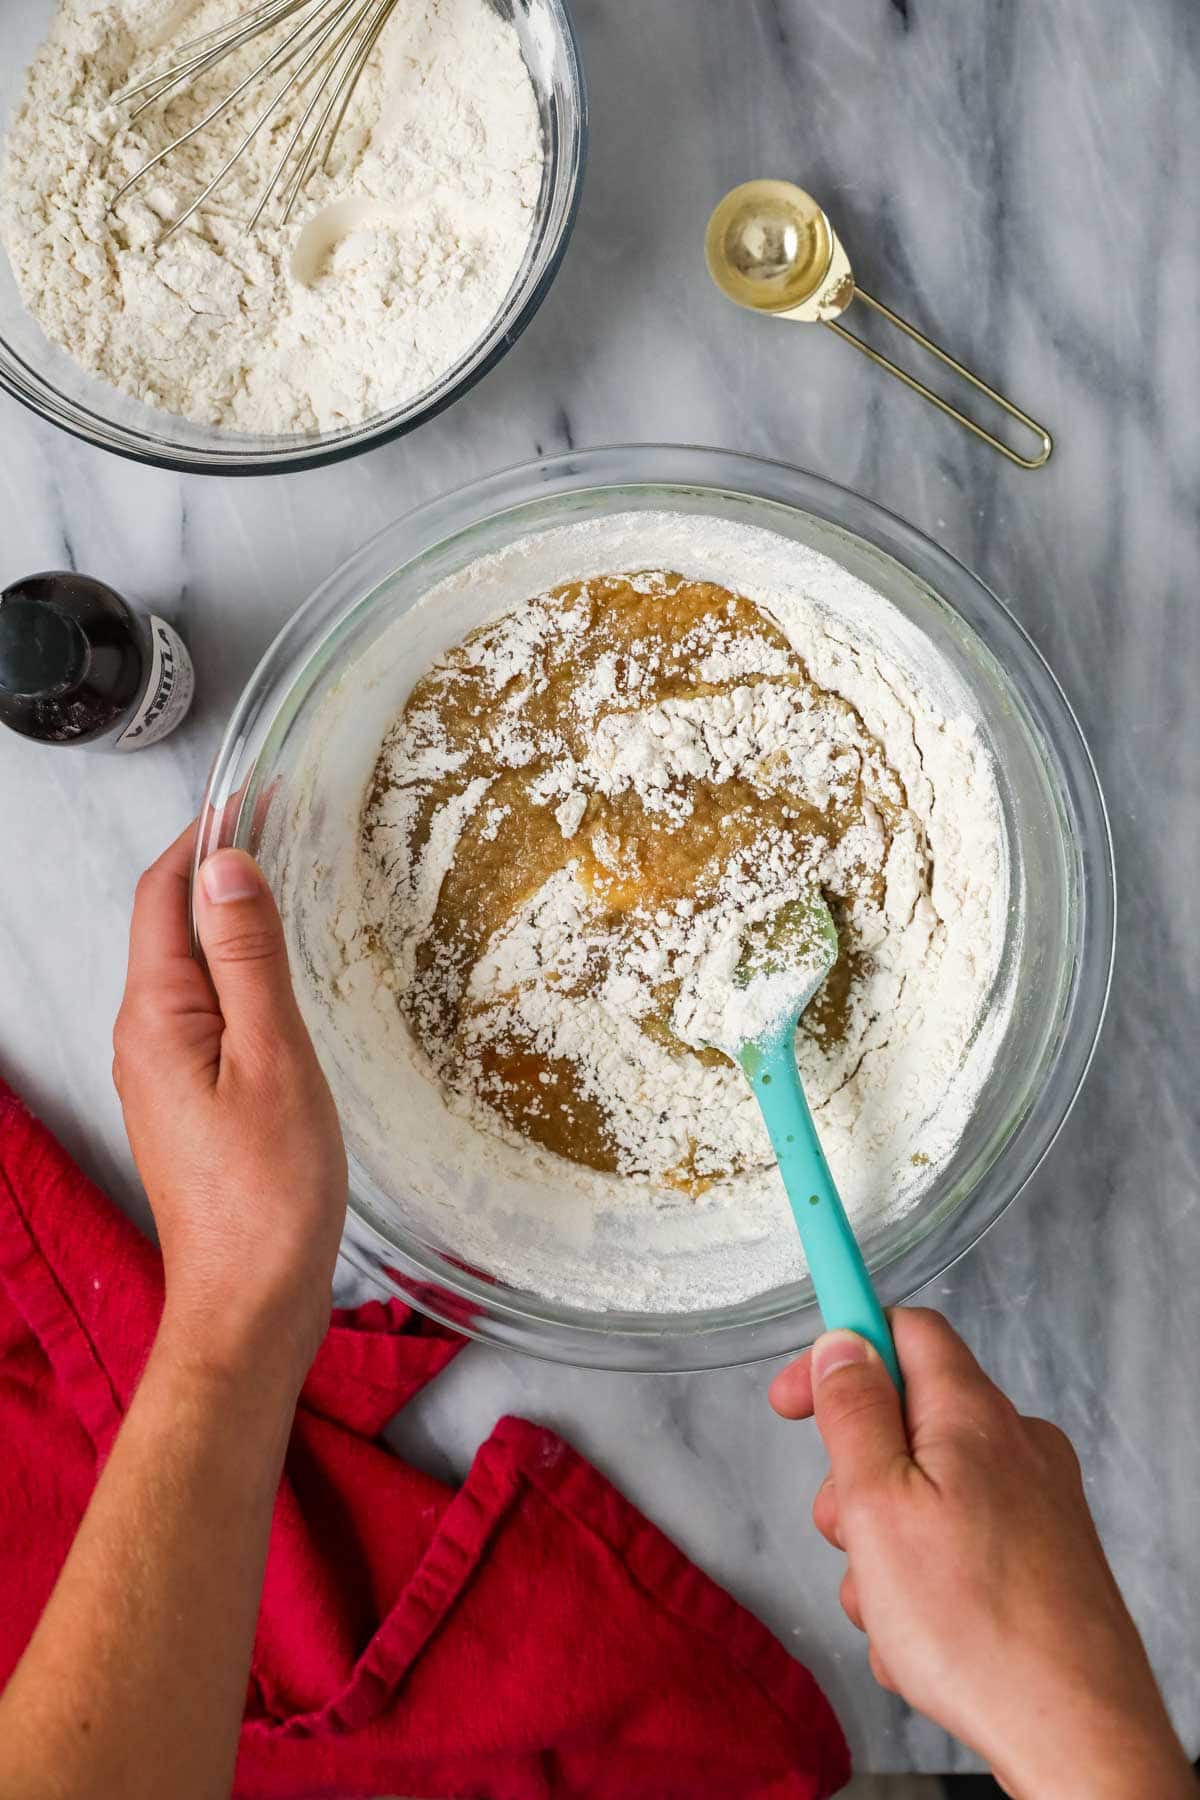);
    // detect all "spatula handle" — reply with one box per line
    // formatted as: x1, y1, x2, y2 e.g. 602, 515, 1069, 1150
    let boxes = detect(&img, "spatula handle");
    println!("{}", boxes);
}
742, 1034, 902, 1389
